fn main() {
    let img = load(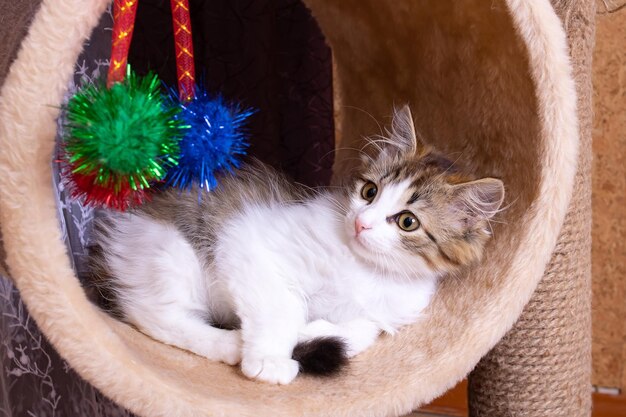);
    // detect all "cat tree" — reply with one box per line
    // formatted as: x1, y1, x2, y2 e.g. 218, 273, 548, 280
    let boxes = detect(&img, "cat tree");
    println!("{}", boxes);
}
0, 0, 593, 416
